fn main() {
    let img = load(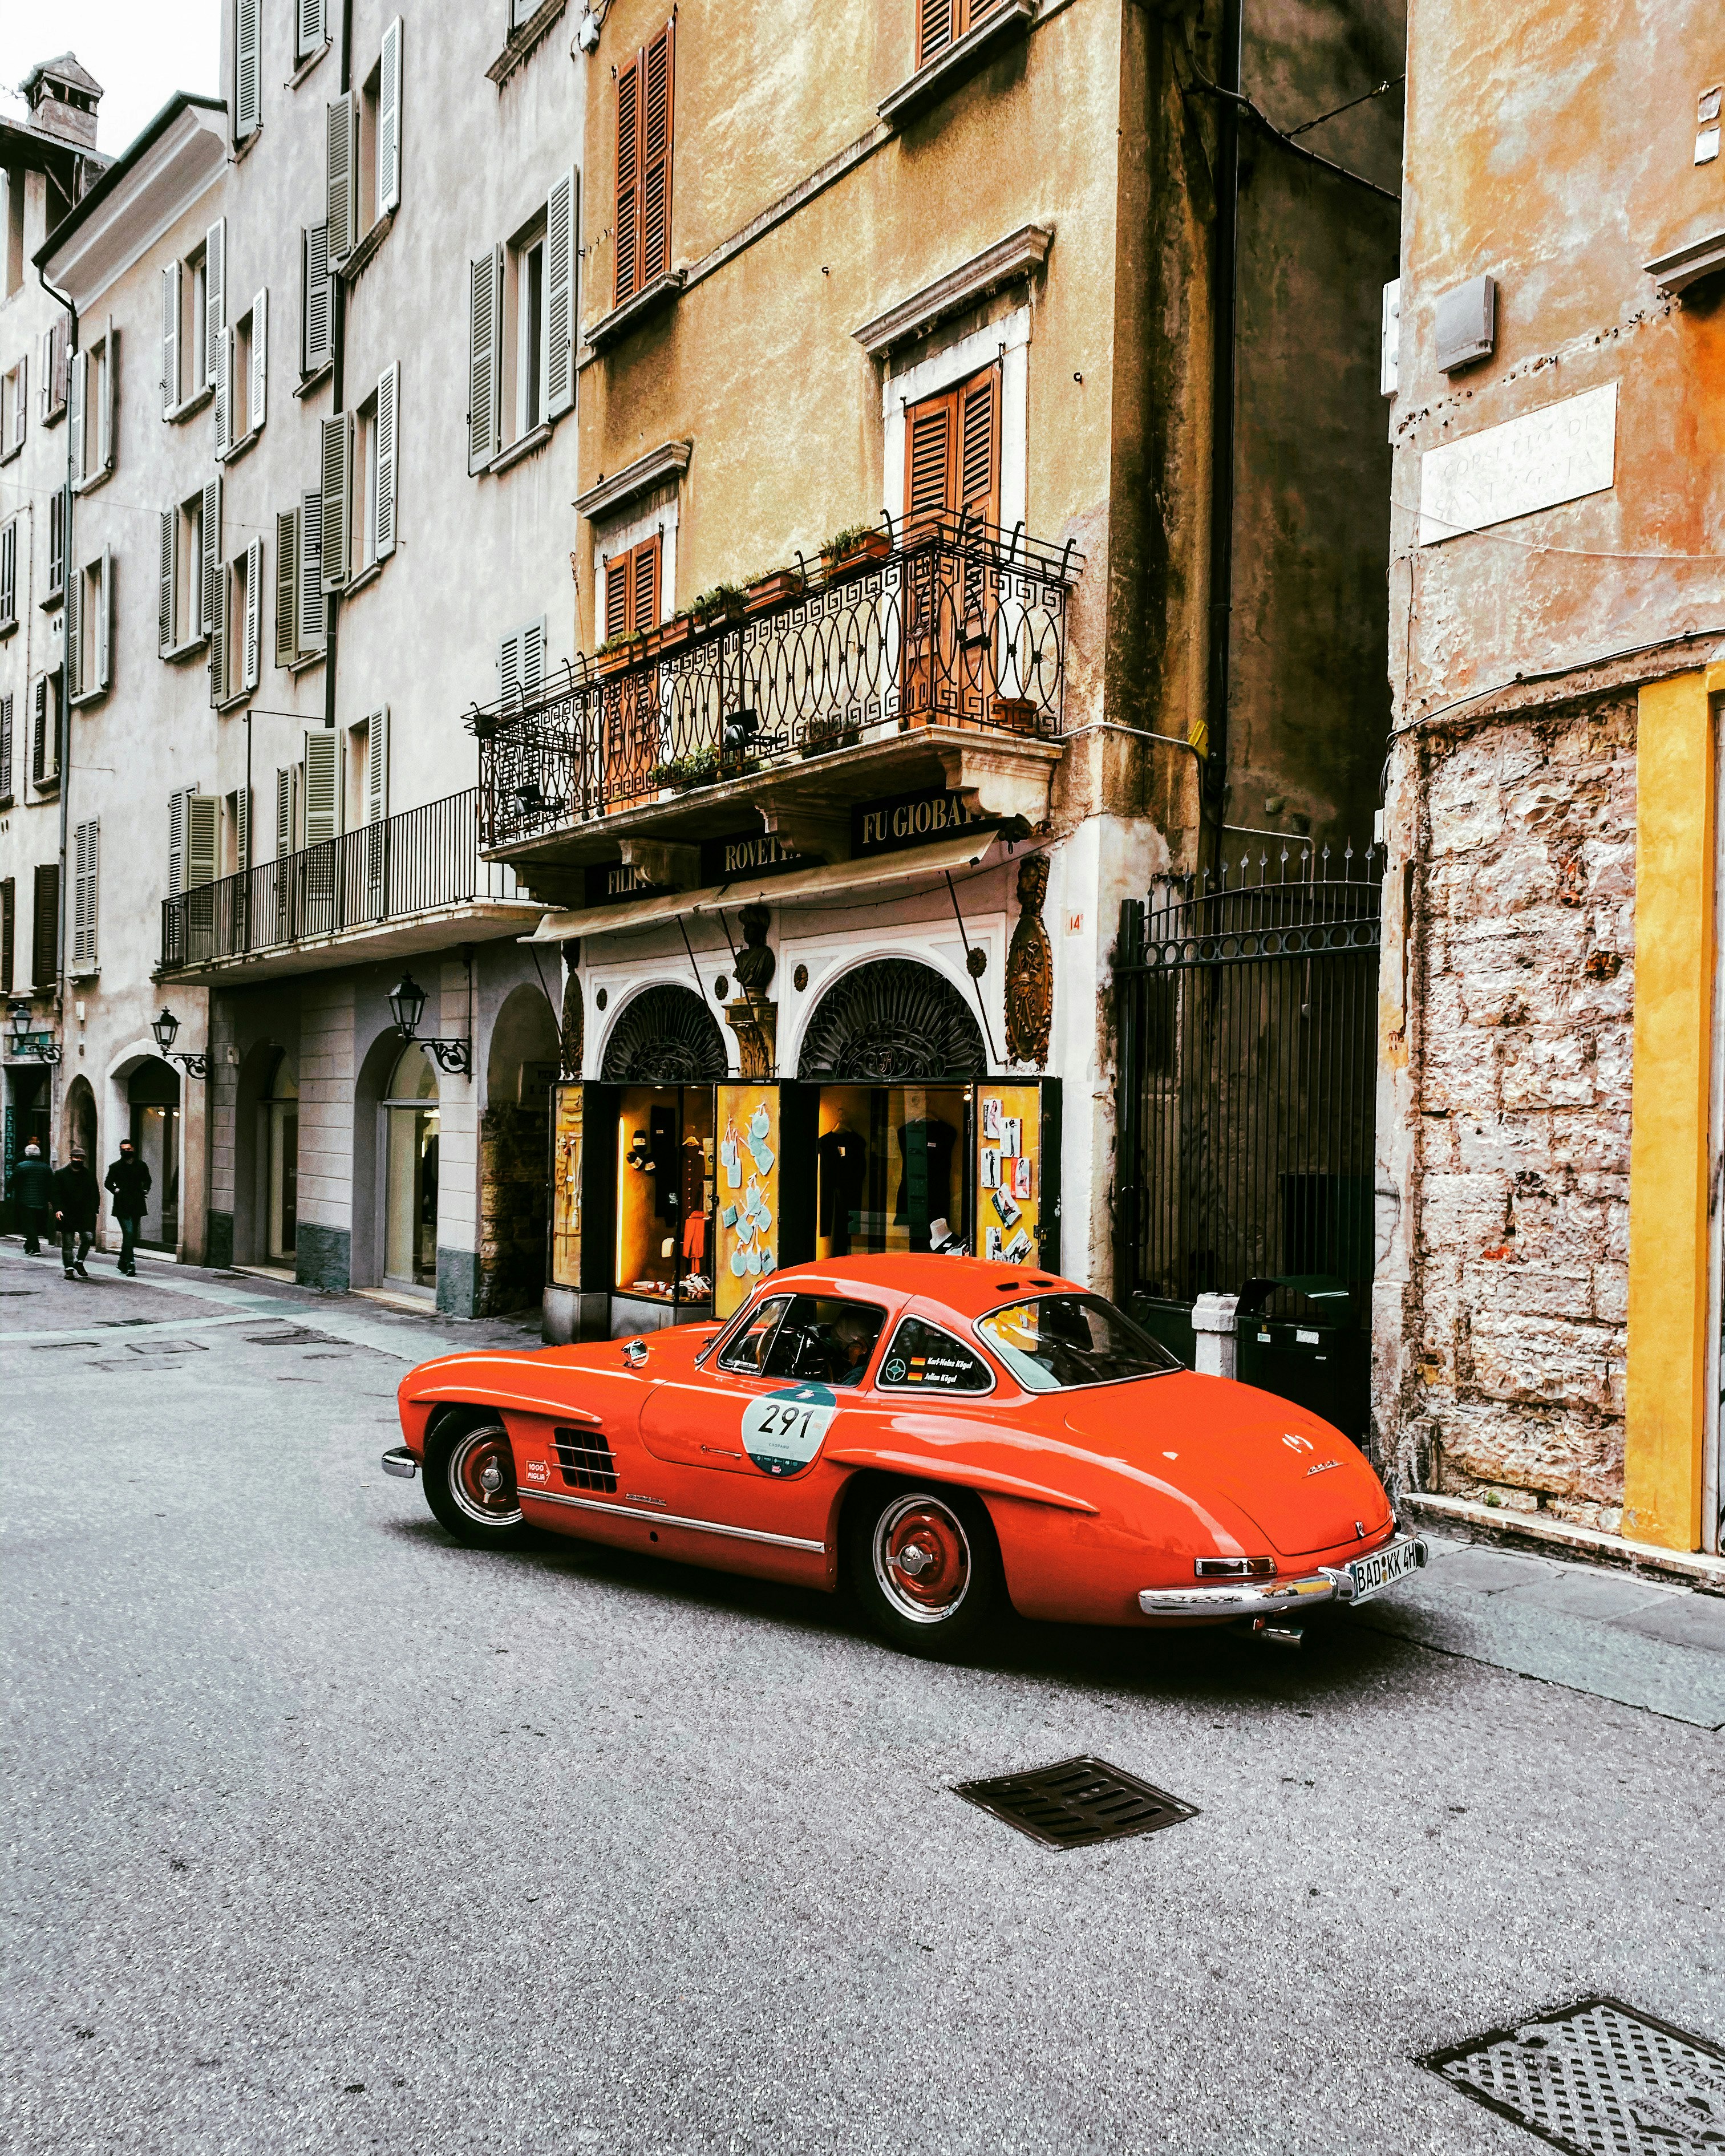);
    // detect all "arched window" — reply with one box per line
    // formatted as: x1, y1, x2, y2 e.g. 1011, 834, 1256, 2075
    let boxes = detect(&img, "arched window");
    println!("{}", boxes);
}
797, 958, 985, 1081
600, 984, 727, 1083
